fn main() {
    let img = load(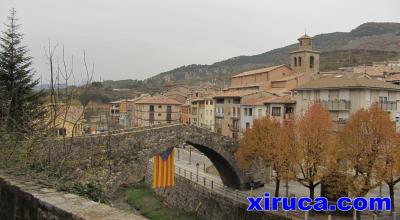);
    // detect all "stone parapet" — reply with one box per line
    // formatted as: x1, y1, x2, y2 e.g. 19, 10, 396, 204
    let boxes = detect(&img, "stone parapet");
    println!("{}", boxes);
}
0, 172, 147, 220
